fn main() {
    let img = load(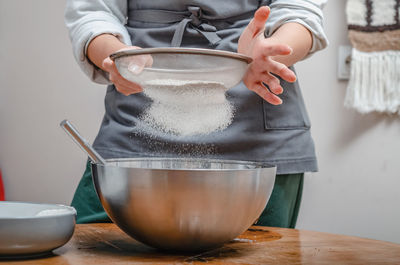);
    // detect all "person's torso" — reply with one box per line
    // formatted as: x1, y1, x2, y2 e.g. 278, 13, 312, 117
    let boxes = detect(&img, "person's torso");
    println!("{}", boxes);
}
93, 0, 317, 174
